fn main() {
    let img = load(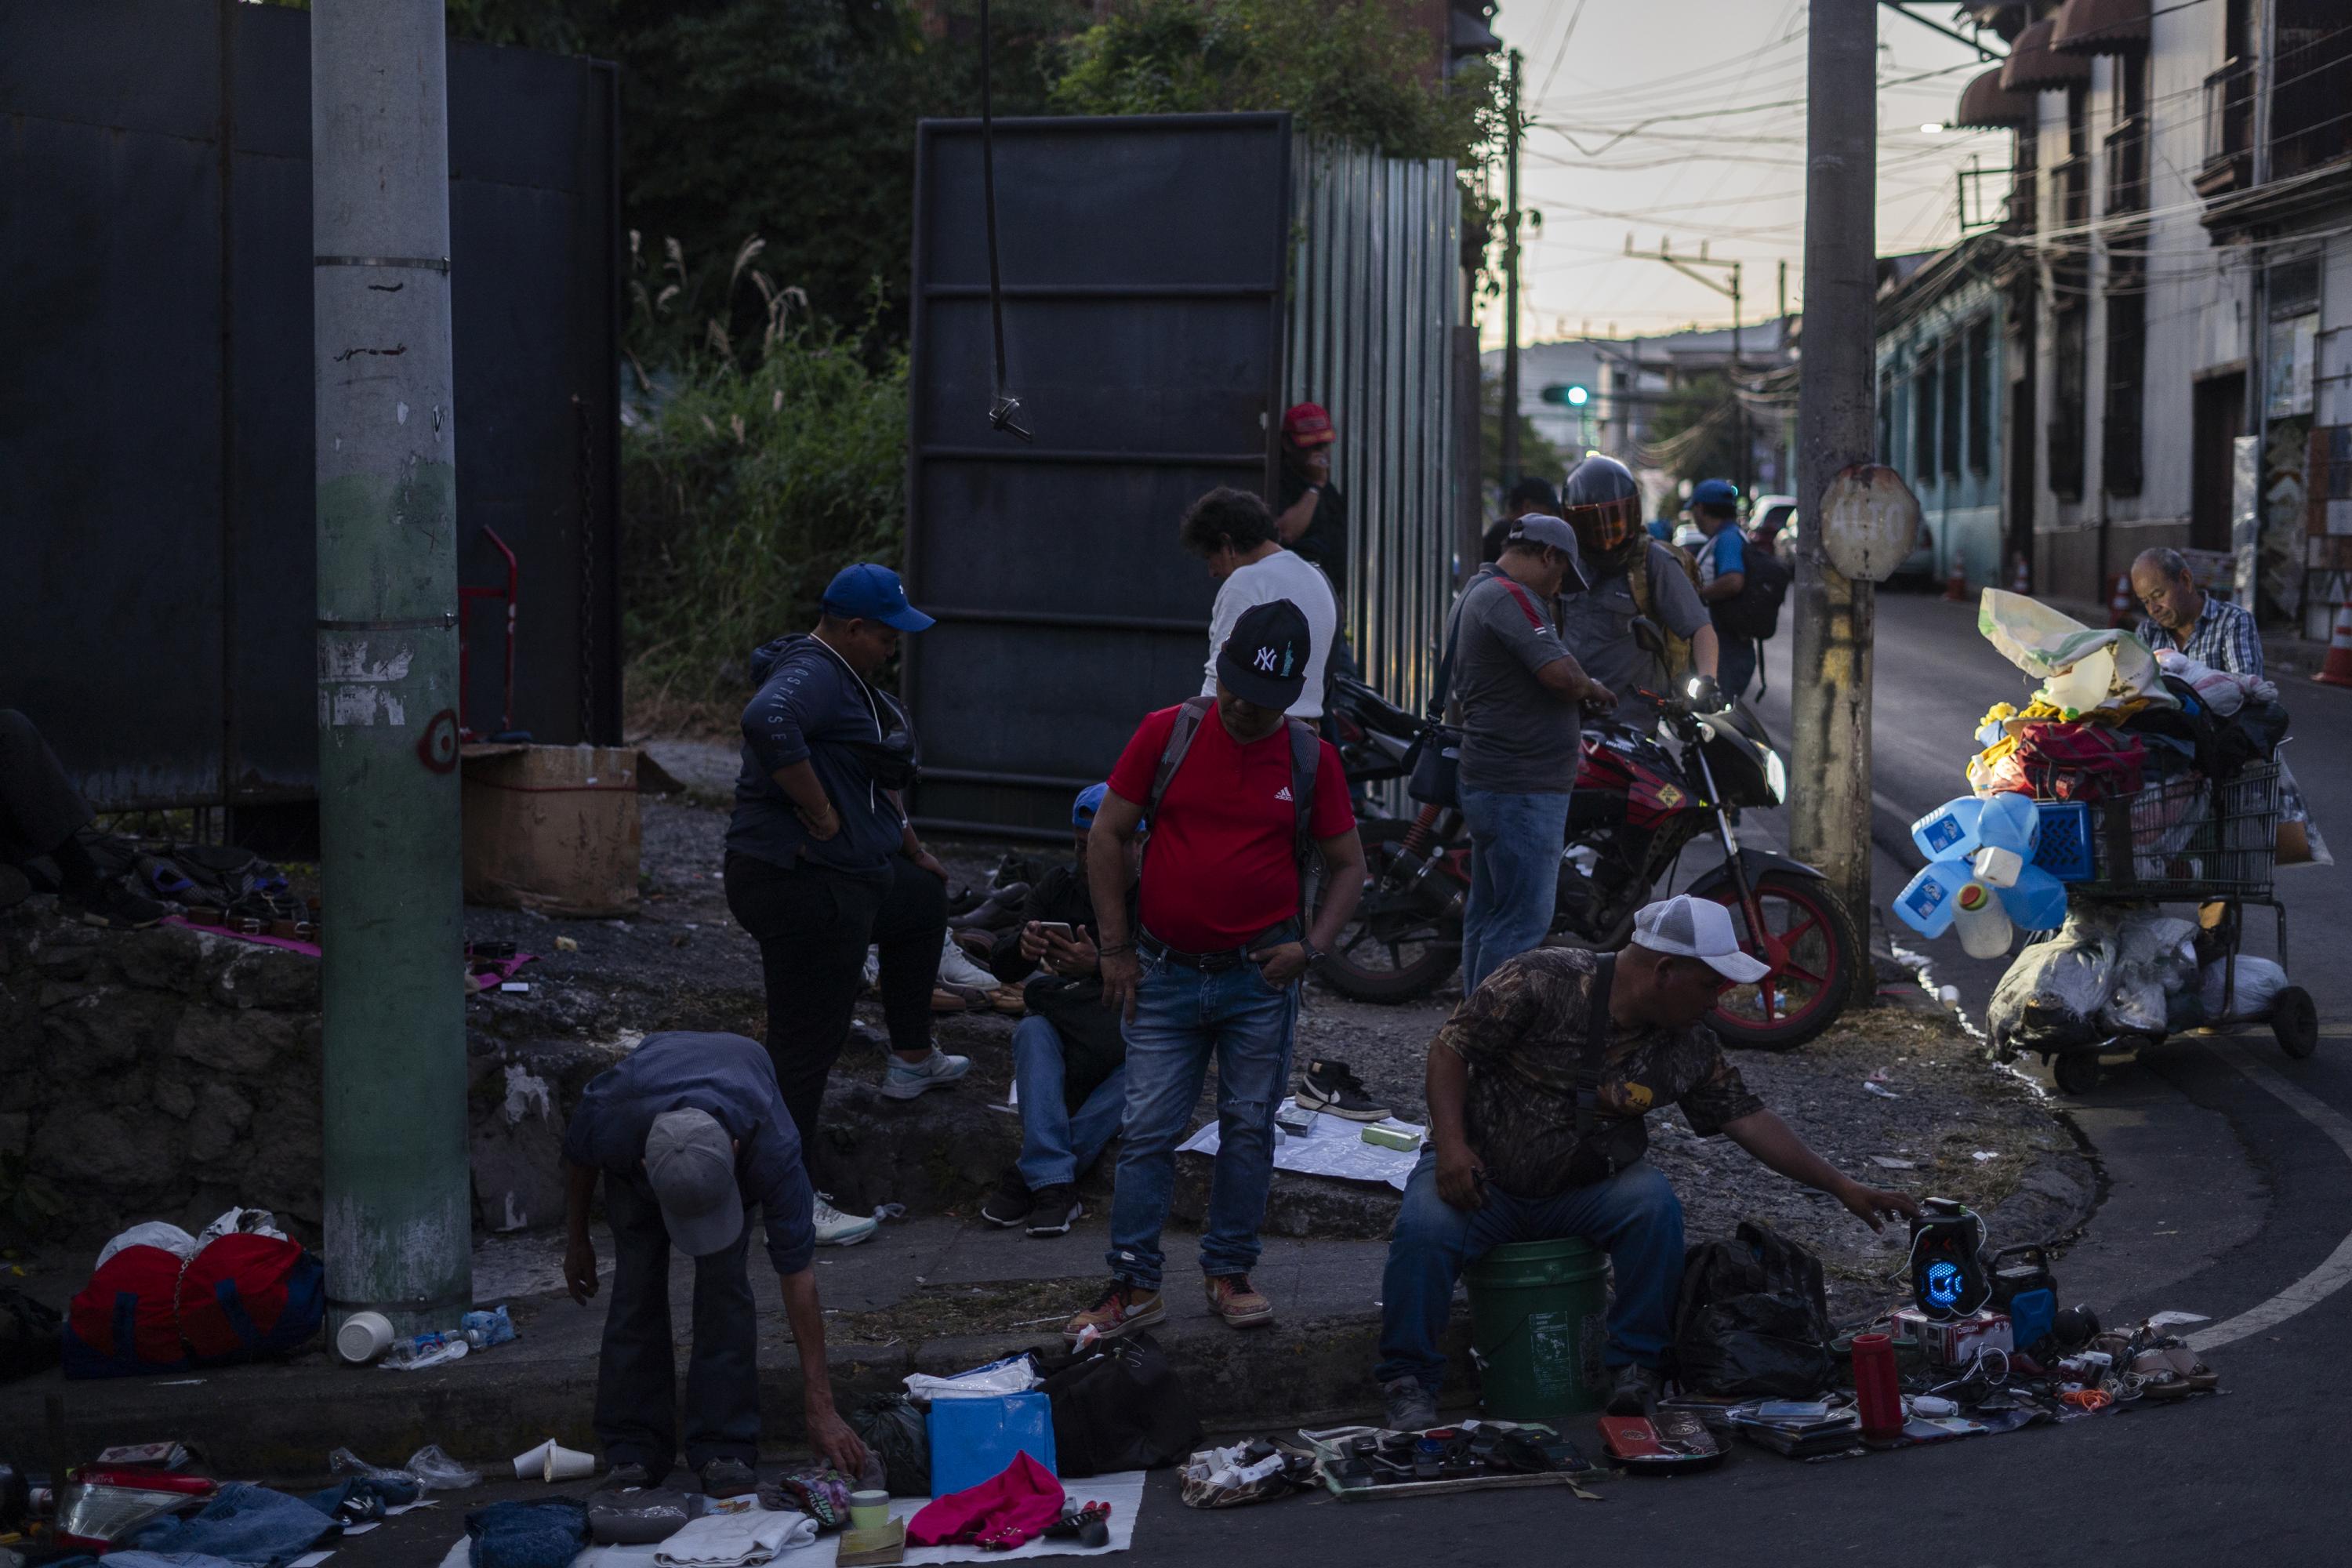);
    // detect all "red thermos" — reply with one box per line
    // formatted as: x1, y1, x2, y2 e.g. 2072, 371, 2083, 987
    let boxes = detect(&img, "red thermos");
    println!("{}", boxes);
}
1852, 1332, 1904, 1439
